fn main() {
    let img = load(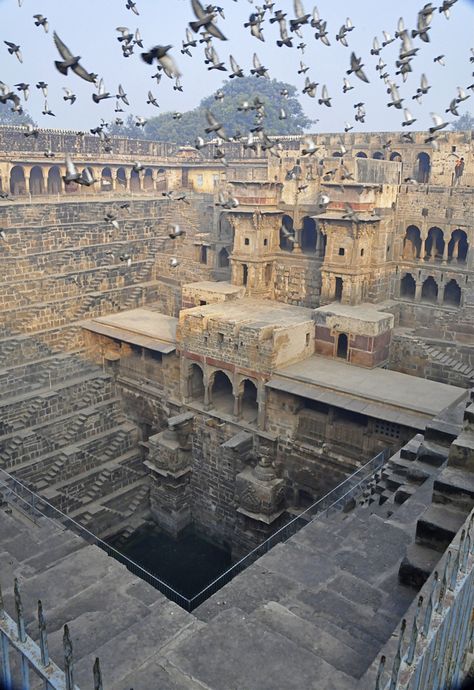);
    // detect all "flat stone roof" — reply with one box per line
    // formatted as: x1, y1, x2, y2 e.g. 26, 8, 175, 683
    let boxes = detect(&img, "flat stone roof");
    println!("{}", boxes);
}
181, 298, 314, 327
268, 355, 466, 428
313, 302, 393, 325
183, 281, 244, 295
82, 308, 178, 354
